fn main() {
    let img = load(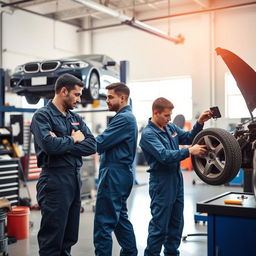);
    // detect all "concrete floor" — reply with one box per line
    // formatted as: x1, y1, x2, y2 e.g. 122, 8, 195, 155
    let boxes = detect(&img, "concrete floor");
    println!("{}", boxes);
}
8, 167, 243, 256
